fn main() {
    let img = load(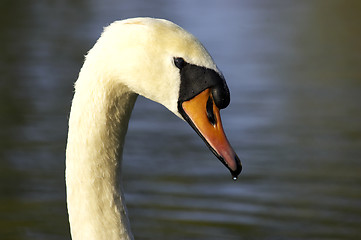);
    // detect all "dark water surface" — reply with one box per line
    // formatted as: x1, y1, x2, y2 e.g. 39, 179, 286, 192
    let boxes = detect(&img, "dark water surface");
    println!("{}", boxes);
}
1, 0, 360, 239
